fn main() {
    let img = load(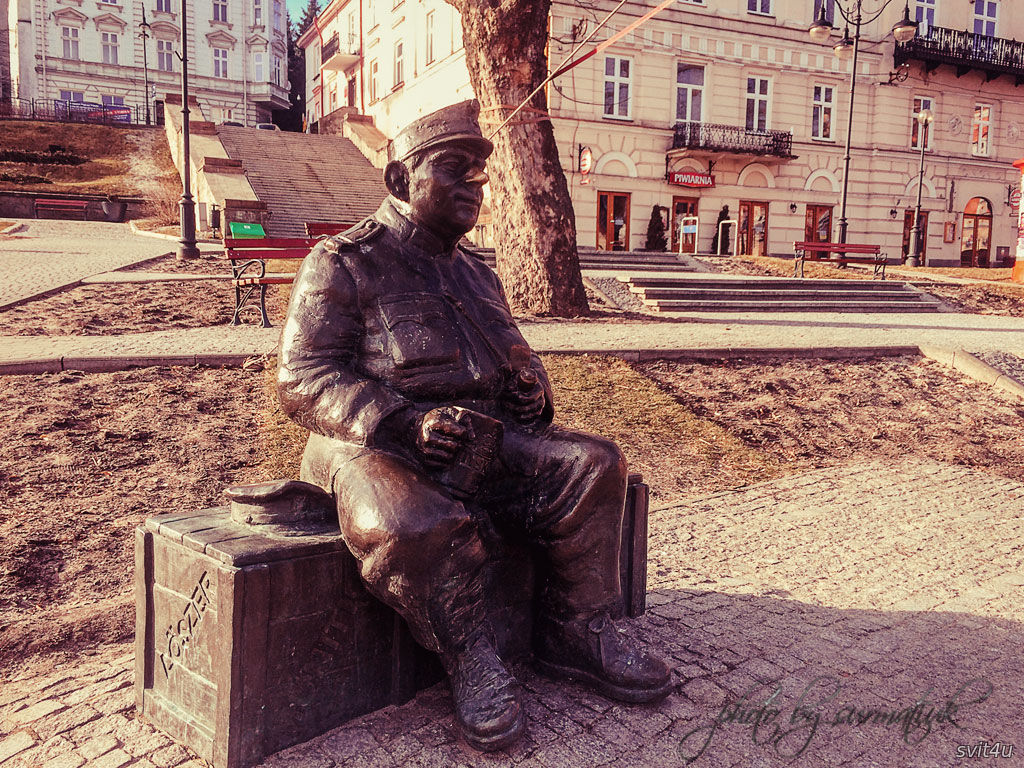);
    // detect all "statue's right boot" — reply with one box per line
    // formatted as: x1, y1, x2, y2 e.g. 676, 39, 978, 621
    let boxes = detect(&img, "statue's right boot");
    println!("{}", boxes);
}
439, 630, 524, 752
